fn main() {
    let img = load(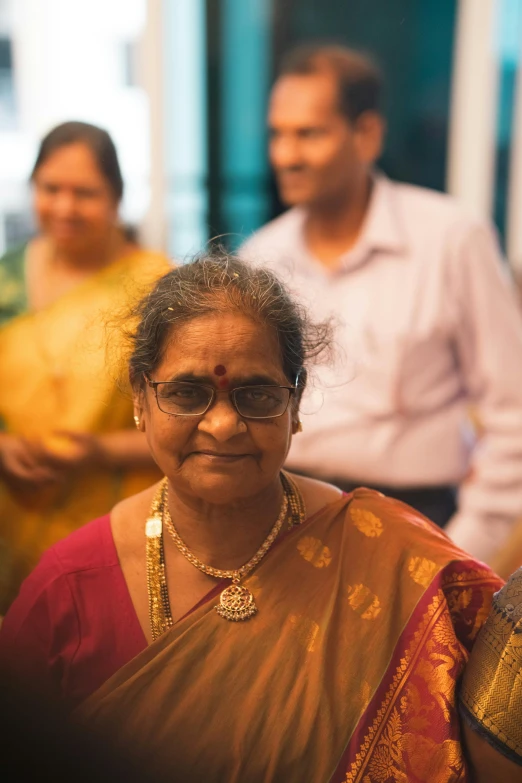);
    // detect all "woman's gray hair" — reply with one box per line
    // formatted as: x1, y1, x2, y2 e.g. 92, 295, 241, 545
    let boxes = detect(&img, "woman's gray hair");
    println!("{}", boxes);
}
128, 251, 332, 398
